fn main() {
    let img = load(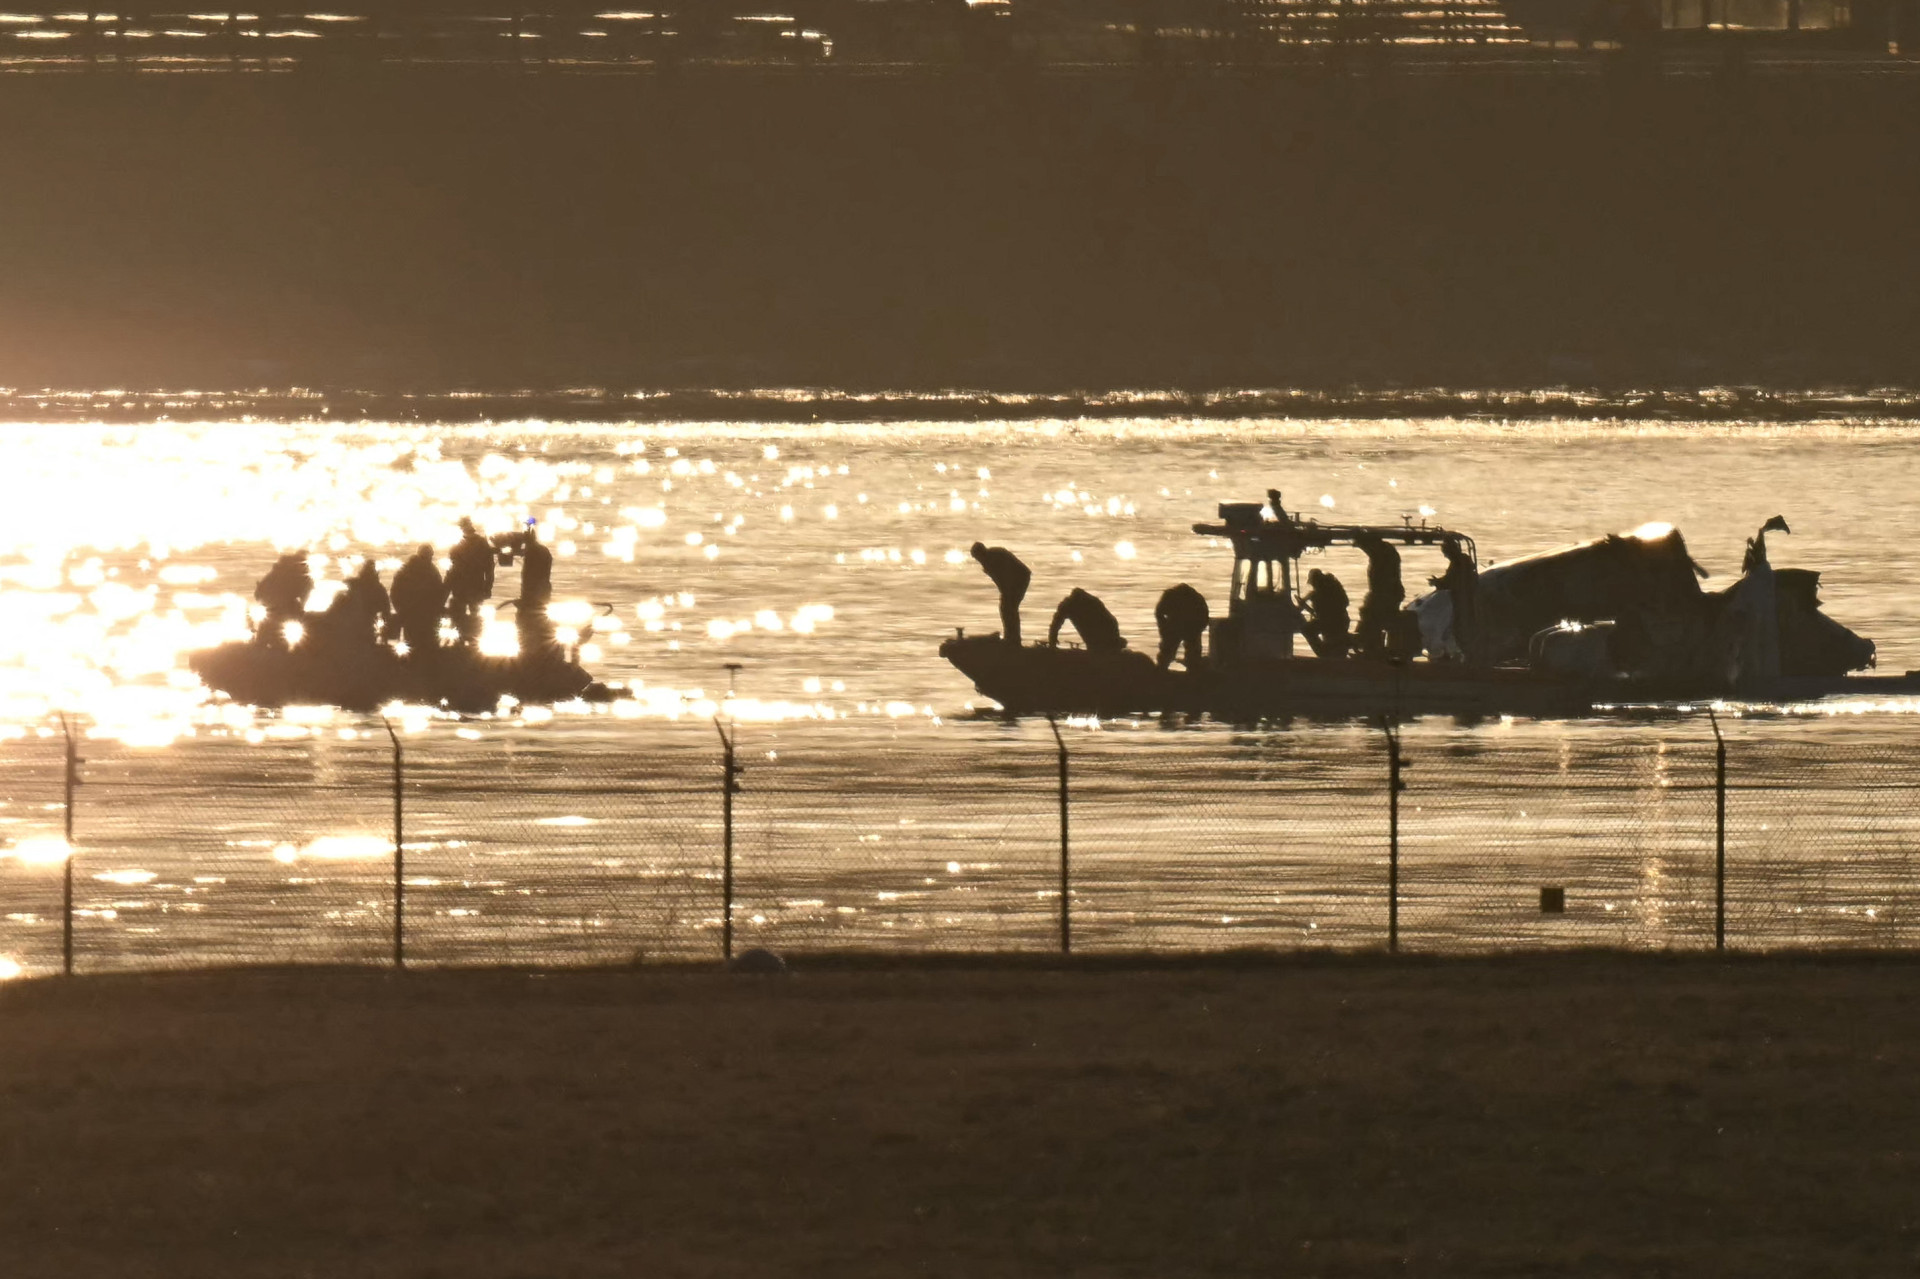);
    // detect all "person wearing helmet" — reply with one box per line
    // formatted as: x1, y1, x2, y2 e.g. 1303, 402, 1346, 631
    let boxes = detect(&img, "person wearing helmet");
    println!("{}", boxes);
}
324, 559, 392, 651
1302, 568, 1351, 660
390, 543, 448, 657
253, 552, 313, 650
511, 520, 557, 656
445, 516, 496, 648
